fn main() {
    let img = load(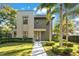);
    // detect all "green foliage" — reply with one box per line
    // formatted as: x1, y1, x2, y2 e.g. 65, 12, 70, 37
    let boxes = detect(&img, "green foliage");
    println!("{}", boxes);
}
0, 6, 16, 38
52, 35, 60, 42
62, 48, 73, 56
68, 36, 79, 43
52, 46, 63, 55
78, 46, 79, 49
44, 41, 55, 46
63, 42, 74, 47
52, 45, 73, 55
54, 19, 74, 35
0, 38, 33, 44
76, 50, 79, 54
